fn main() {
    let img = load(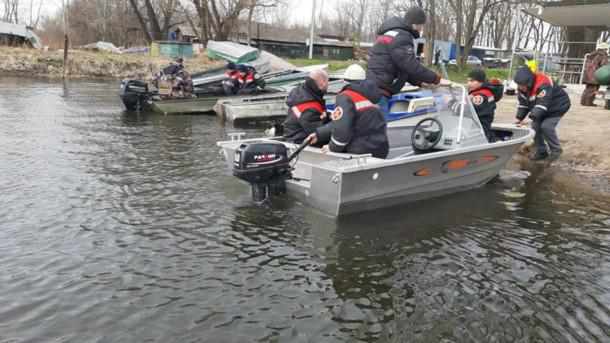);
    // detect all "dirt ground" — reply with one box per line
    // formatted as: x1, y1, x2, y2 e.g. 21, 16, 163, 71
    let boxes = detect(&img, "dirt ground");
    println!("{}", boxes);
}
495, 90, 610, 179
